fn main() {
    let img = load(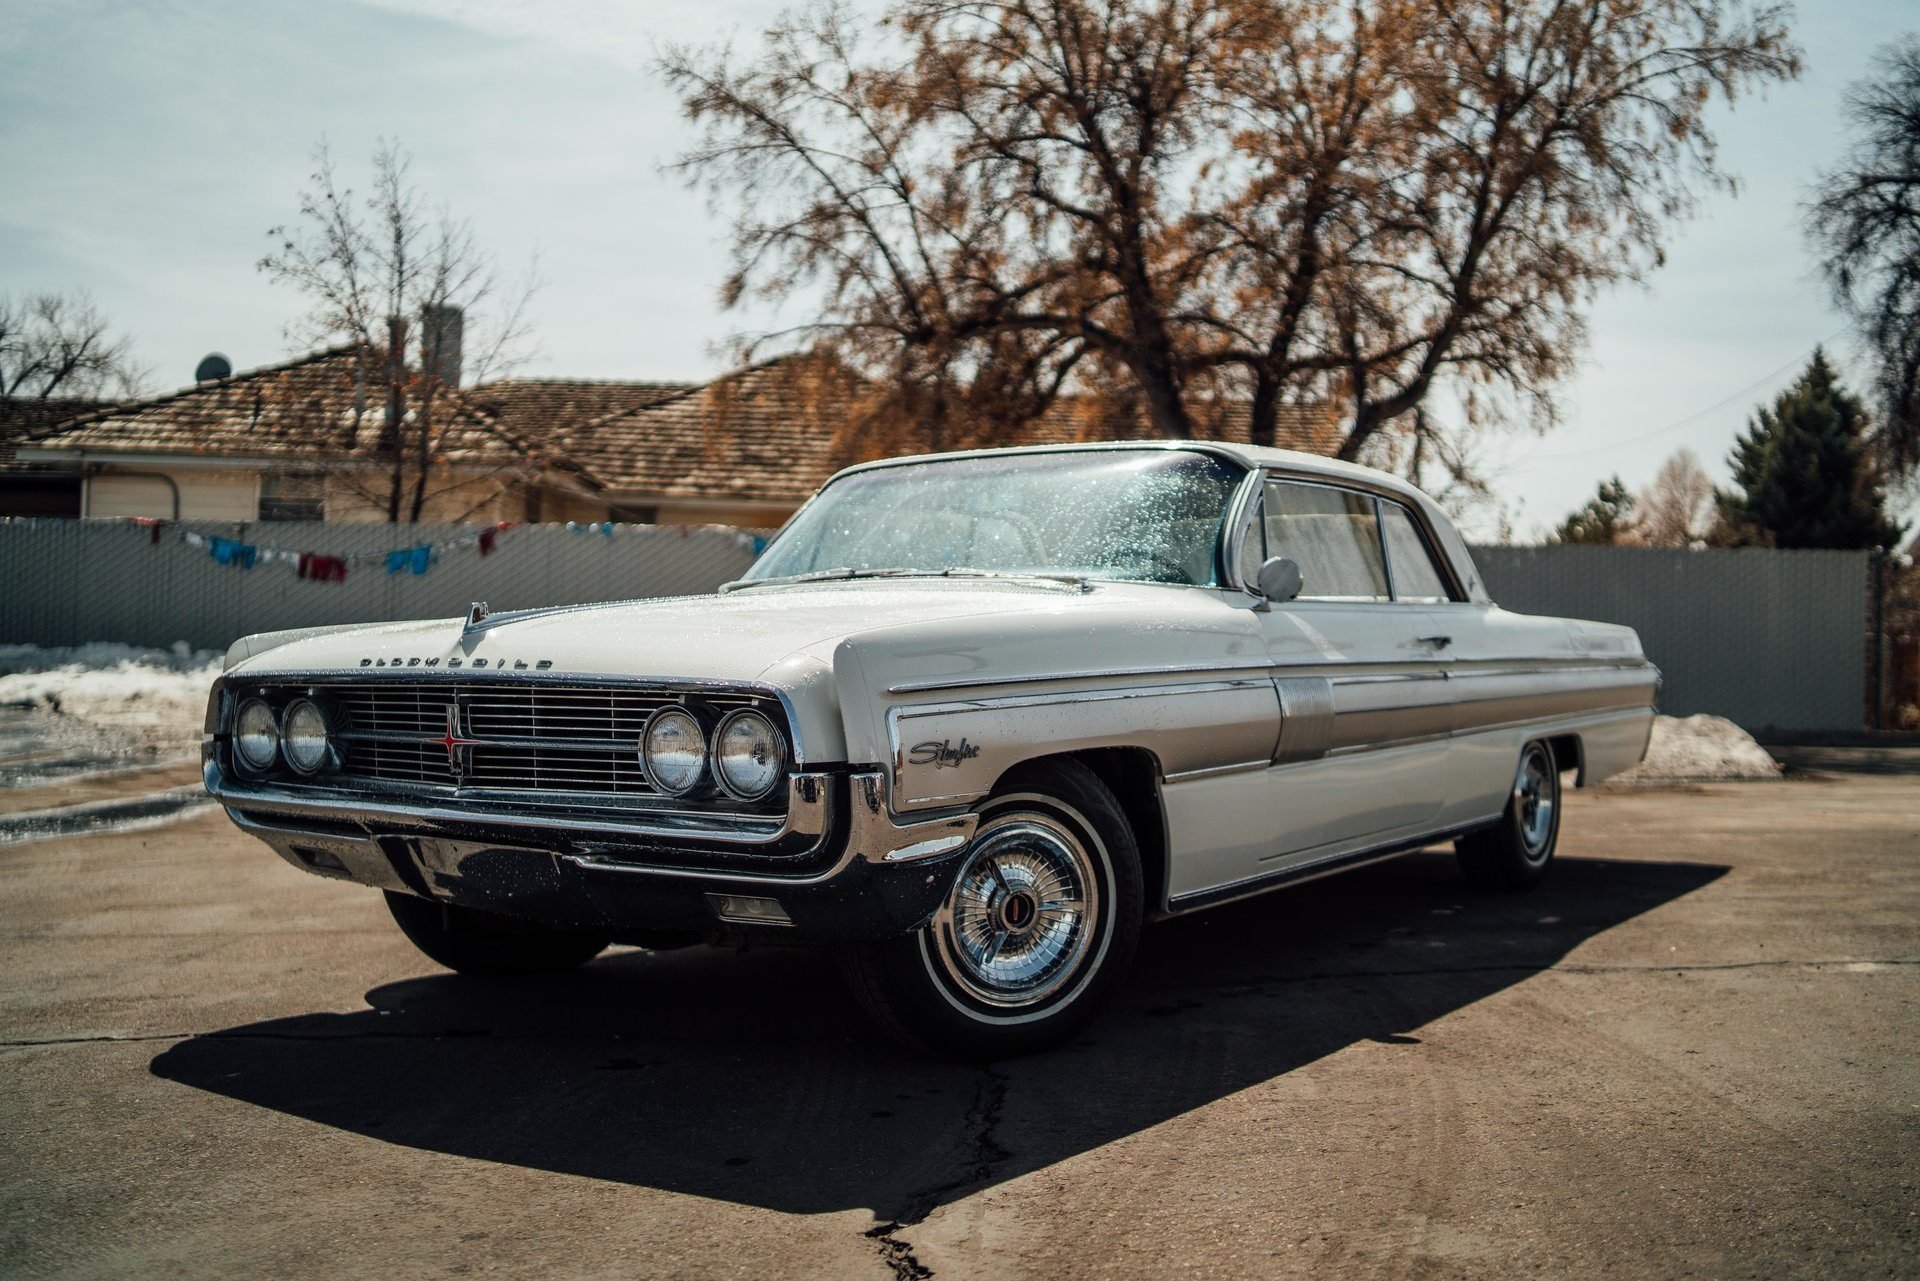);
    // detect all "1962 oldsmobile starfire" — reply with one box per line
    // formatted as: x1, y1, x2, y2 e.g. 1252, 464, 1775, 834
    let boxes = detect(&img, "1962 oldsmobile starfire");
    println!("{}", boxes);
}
205, 443, 1657, 1055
